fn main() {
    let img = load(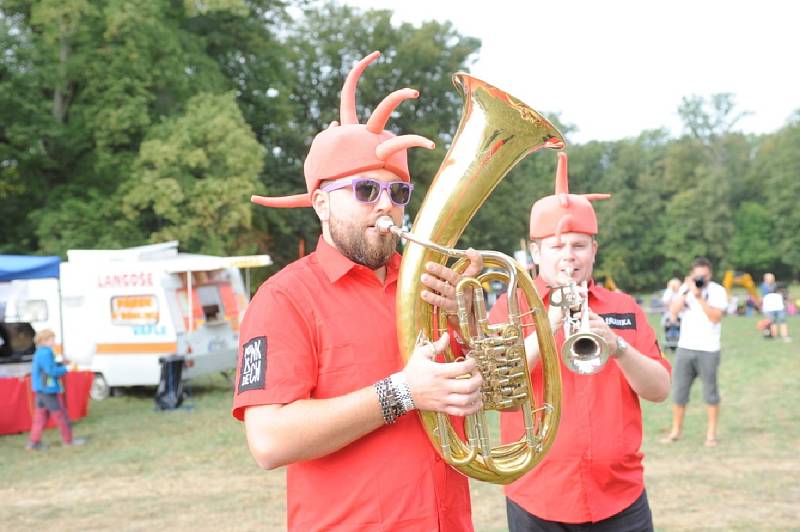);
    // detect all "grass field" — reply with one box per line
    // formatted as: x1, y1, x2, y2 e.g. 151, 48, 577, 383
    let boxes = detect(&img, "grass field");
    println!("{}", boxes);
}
2, 314, 798, 531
